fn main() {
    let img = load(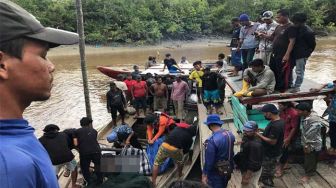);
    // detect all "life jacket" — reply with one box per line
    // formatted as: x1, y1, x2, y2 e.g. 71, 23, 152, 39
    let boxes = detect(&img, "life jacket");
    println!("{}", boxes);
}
153, 112, 175, 133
